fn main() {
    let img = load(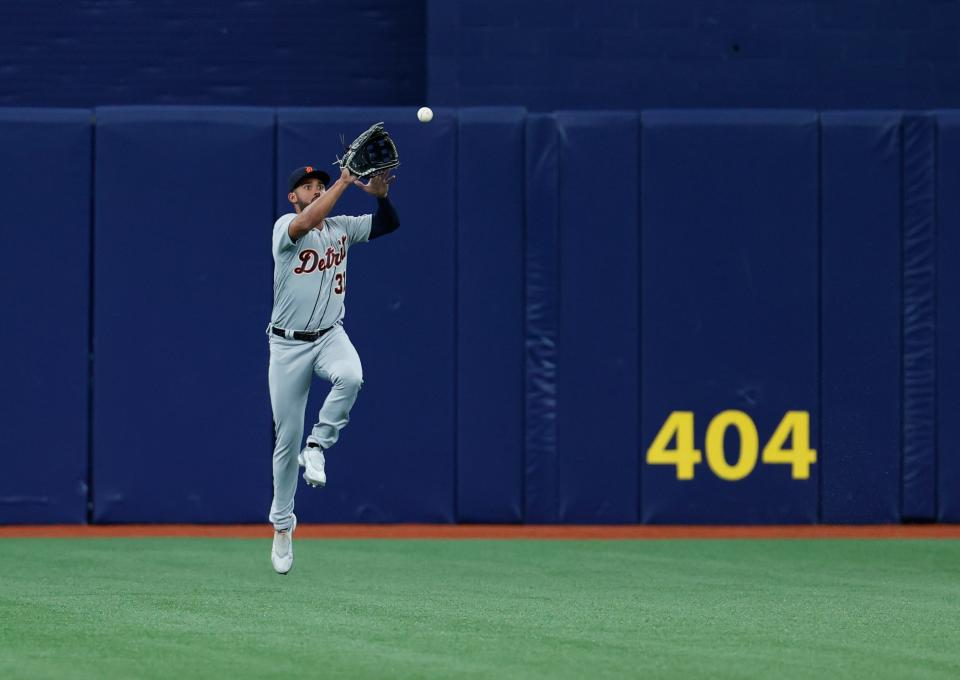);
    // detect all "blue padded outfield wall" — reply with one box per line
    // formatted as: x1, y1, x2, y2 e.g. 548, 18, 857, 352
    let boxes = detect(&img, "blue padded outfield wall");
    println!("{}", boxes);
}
939, 112, 960, 522
92, 107, 276, 522
0, 109, 91, 523
456, 108, 526, 523
3, 107, 960, 524
555, 112, 641, 523
819, 112, 902, 523
901, 115, 939, 521
640, 111, 819, 524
